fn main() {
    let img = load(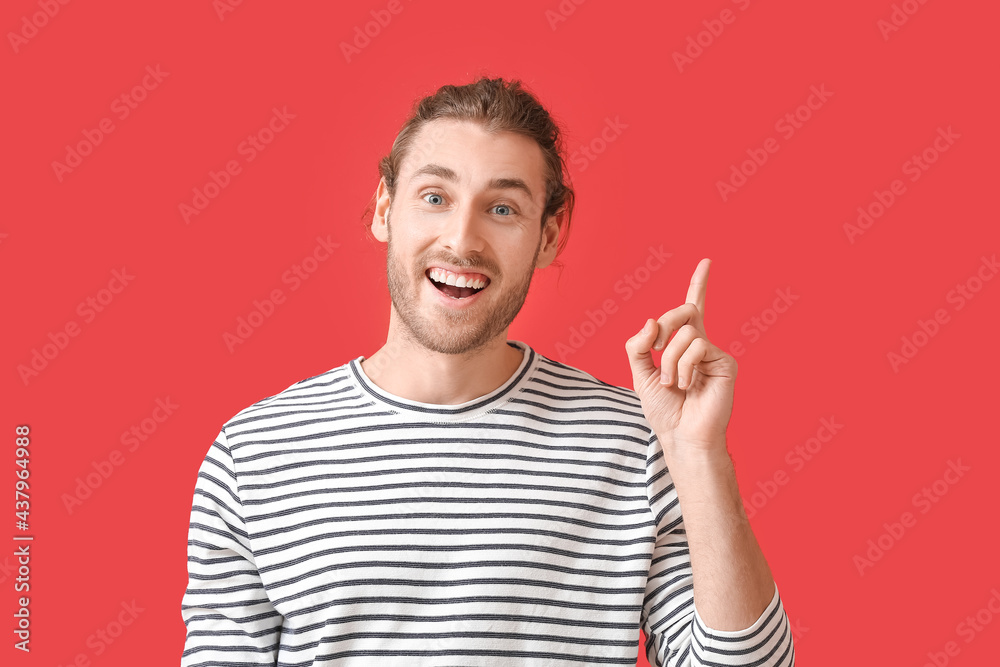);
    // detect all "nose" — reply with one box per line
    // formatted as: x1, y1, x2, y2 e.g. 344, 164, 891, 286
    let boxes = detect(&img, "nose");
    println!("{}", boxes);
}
439, 203, 486, 257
